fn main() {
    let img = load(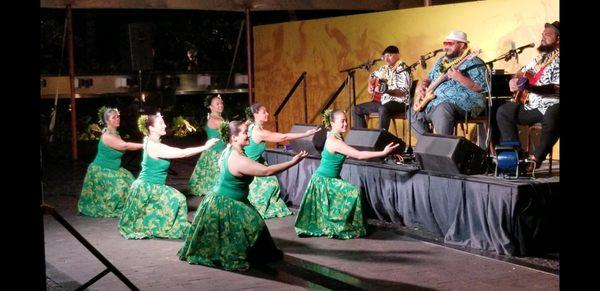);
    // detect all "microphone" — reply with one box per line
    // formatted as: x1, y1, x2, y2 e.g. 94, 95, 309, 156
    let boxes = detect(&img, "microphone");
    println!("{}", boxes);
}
505, 43, 535, 62
514, 42, 535, 52
419, 55, 427, 69
432, 48, 444, 55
